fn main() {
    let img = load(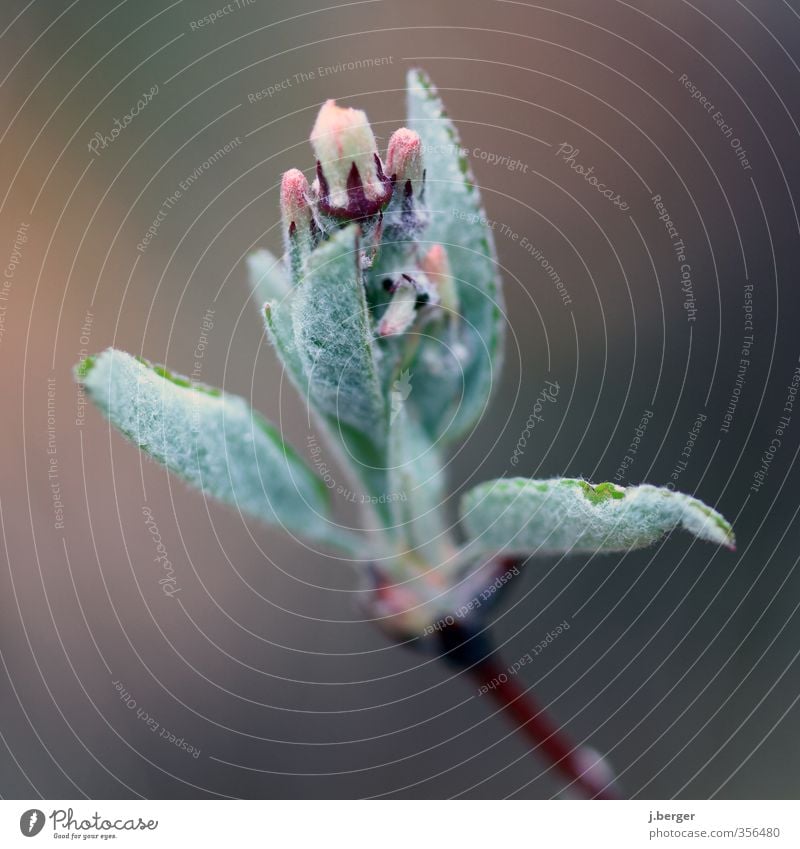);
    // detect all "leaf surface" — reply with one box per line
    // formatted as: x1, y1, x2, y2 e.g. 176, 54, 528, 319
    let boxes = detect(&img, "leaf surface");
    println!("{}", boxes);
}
76, 348, 358, 553
460, 477, 735, 554
406, 68, 505, 443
